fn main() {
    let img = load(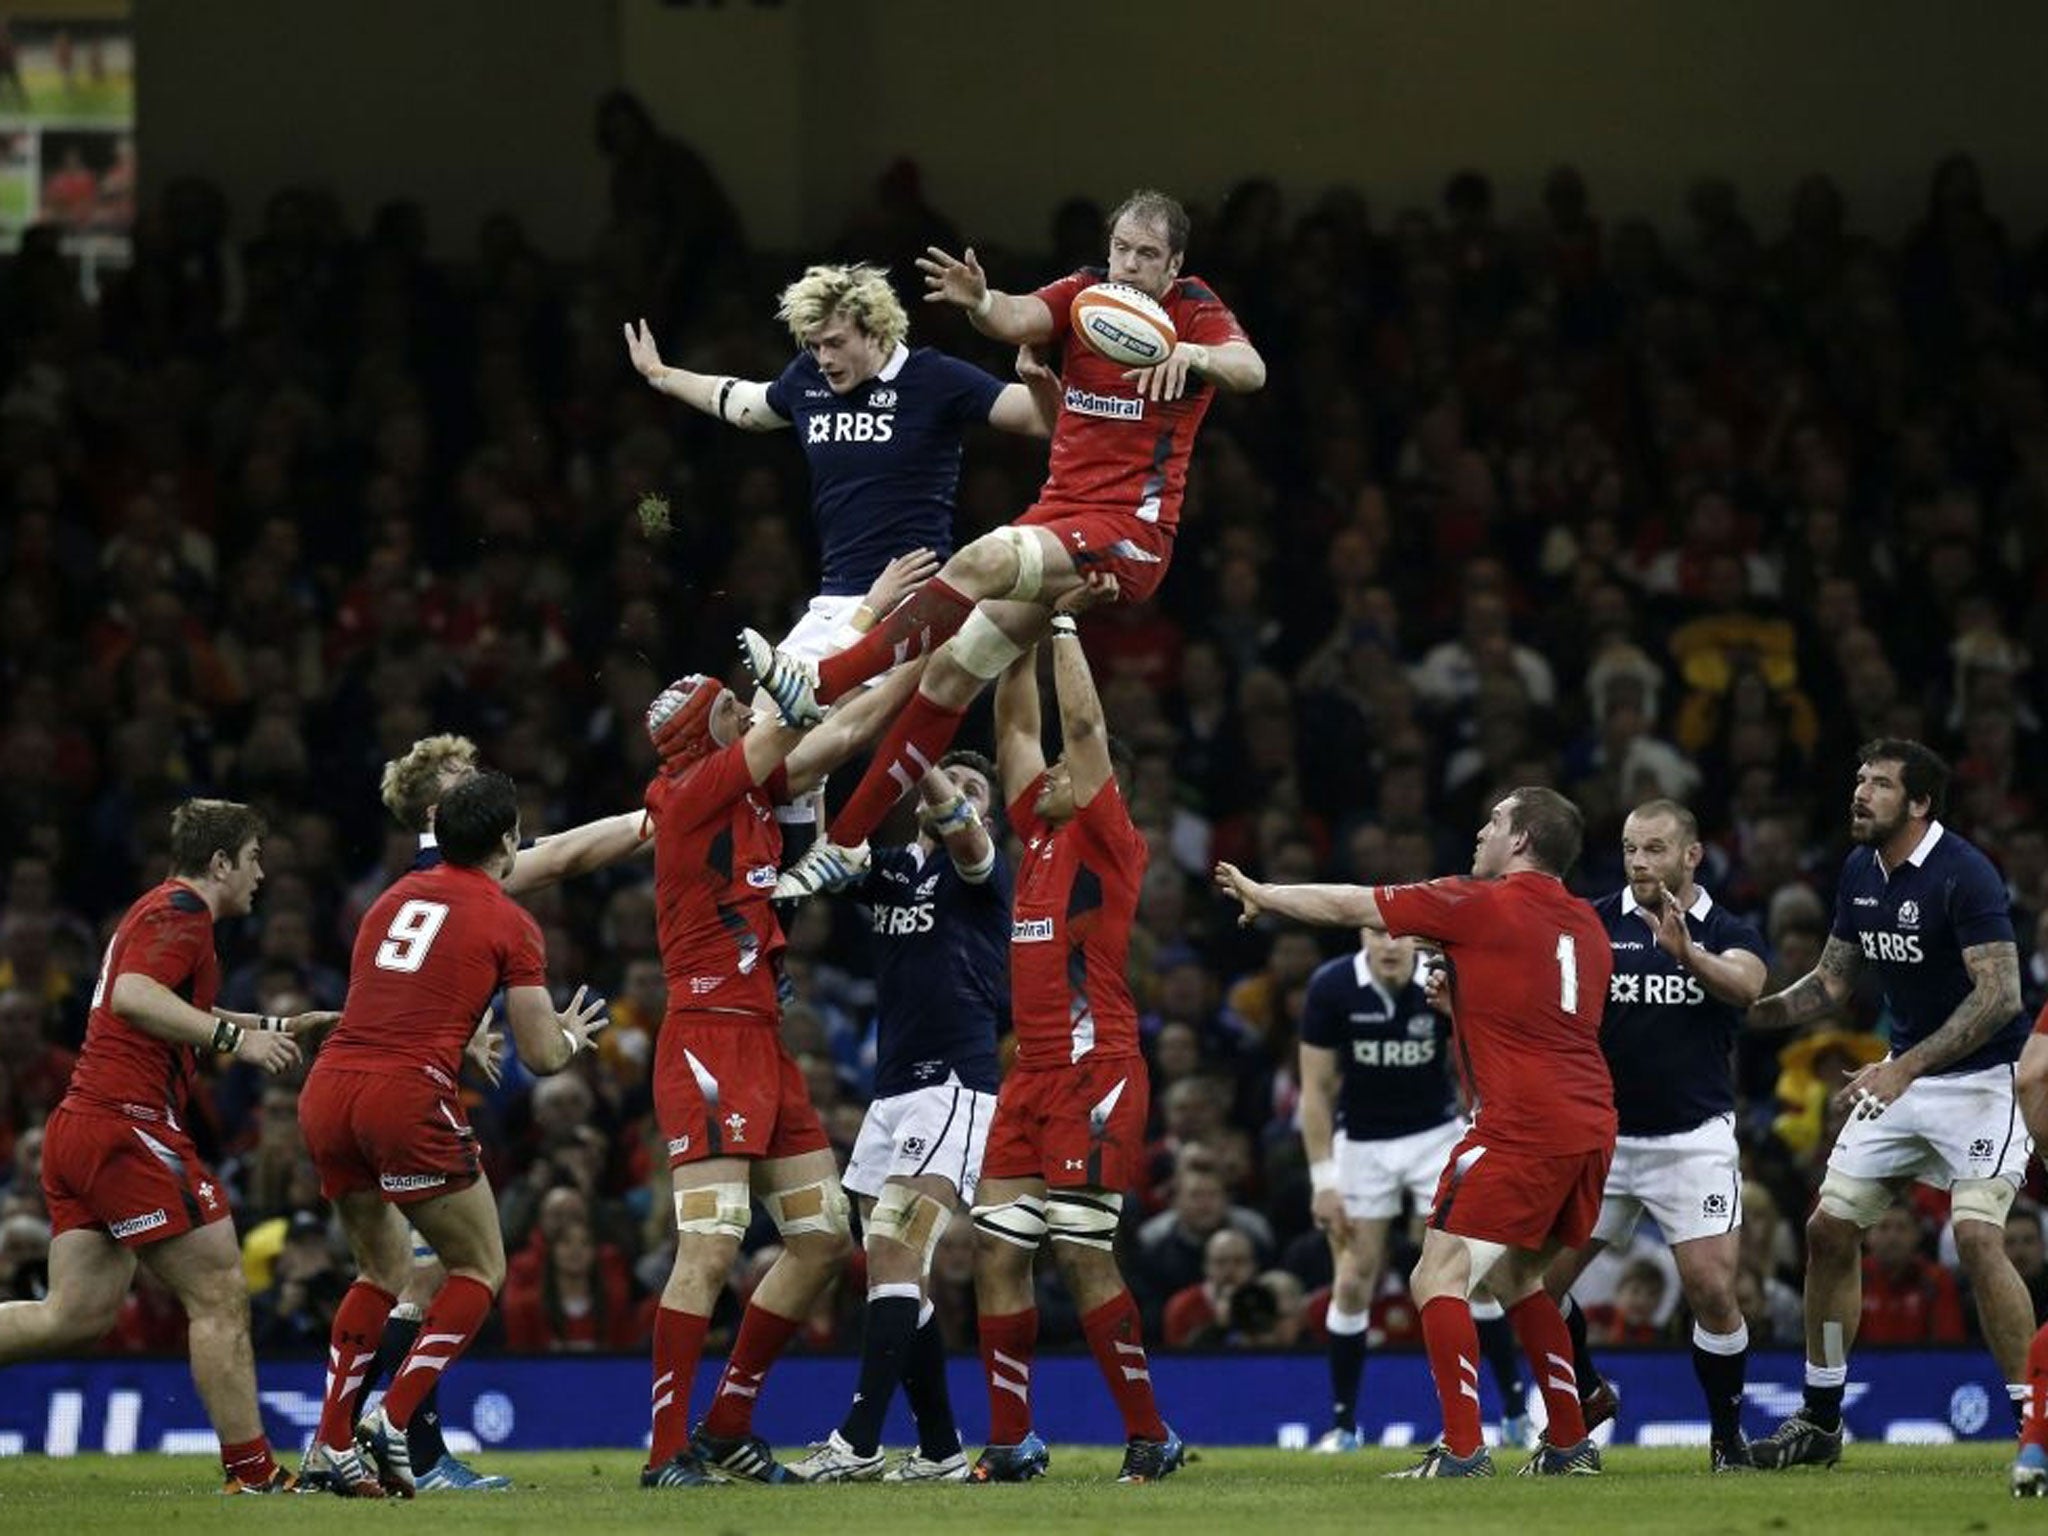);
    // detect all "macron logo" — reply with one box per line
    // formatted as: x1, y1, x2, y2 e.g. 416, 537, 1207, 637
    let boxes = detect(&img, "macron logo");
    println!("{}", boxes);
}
1012, 917, 1055, 943
1063, 386, 1144, 421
